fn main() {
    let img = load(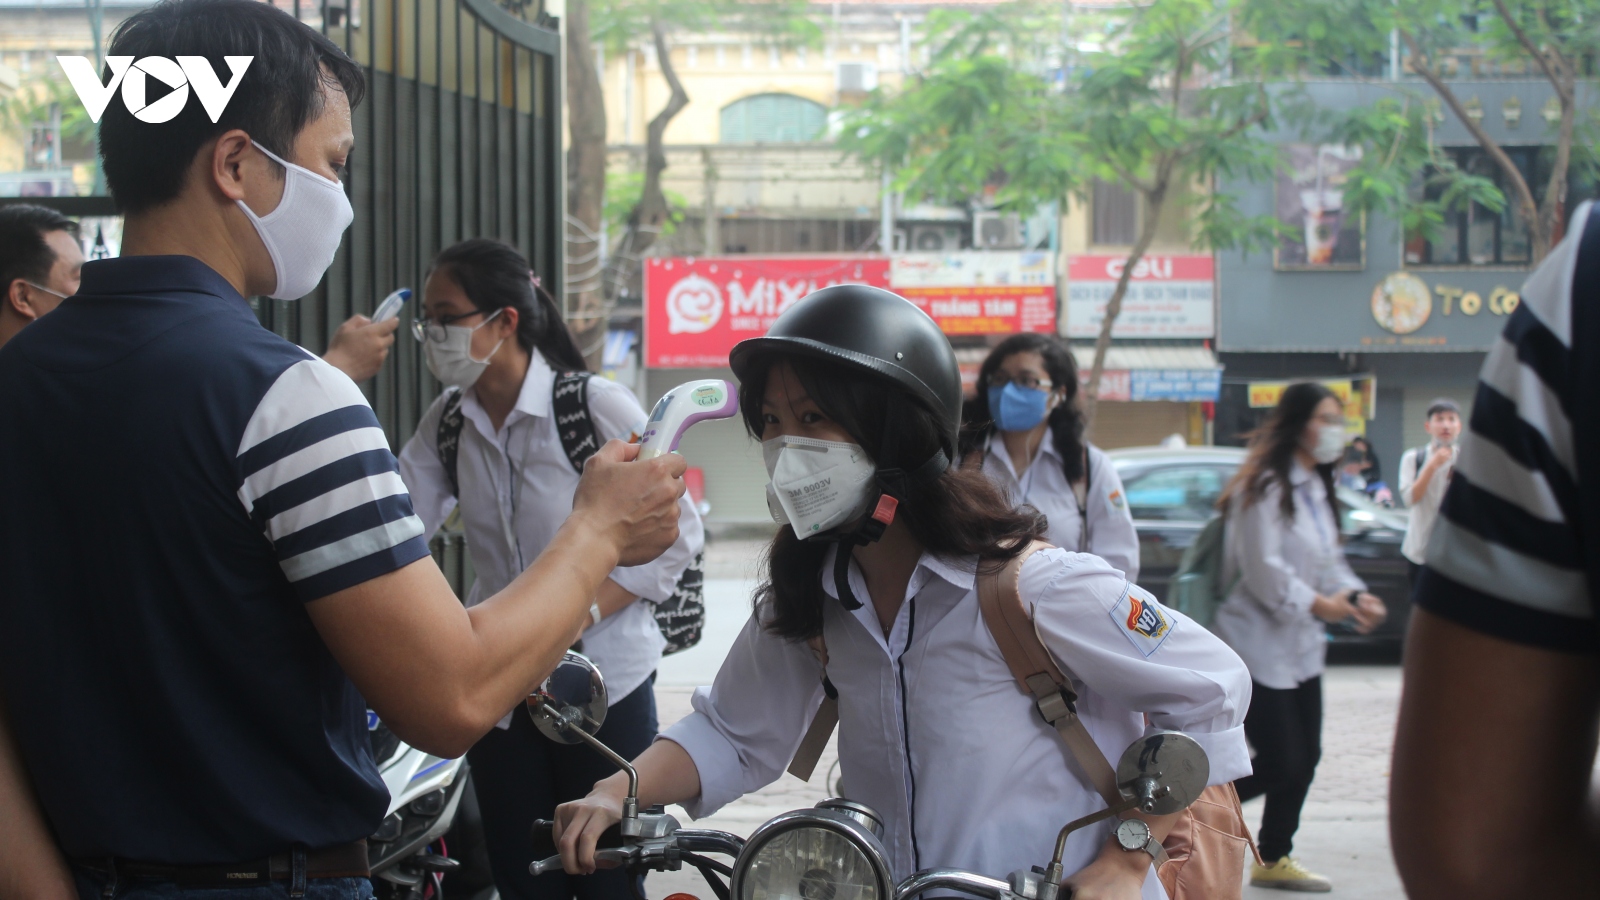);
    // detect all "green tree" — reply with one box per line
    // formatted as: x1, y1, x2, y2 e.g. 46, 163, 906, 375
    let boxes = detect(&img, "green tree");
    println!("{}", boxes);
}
841, 0, 1280, 423
1241, 0, 1600, 262
577, 0, 818, 305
